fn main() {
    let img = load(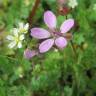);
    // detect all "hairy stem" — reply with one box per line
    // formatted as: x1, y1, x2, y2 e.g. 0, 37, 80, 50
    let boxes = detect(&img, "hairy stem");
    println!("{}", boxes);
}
28, 0, 40, 28
70, 40, 78, 58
